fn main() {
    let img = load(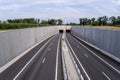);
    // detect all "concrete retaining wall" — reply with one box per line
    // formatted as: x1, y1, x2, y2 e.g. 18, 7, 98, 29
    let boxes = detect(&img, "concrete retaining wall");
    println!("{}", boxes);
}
0, 26, 58, 67
71, 26, 120, 58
